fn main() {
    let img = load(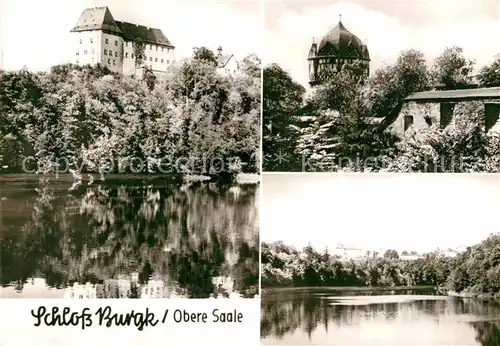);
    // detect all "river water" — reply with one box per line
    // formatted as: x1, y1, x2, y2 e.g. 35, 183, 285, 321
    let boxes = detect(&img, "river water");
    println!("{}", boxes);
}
0, 174, 259, 298
261, 288, 500, 345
